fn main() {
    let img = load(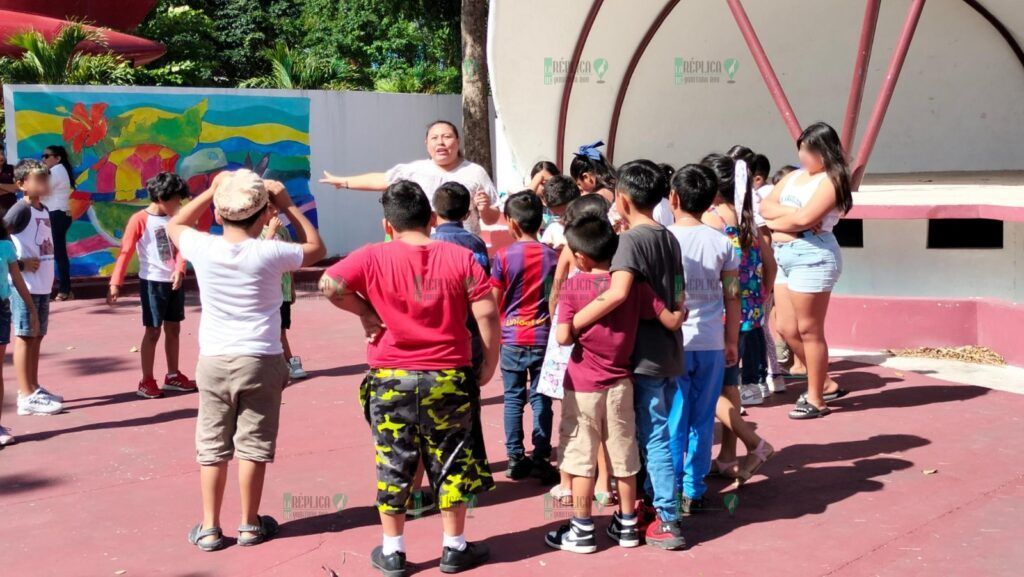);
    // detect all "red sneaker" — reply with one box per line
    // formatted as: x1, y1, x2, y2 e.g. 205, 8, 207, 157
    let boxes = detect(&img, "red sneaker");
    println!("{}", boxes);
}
636, 502, 658, 533
645, 517, 686, 550
137, 378, 163, 399
163, 372, 198, 392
